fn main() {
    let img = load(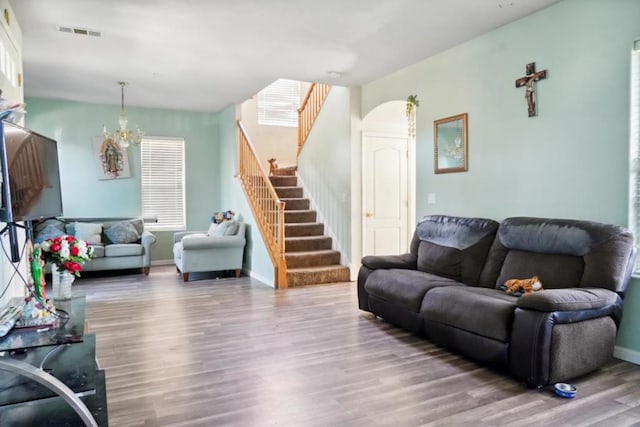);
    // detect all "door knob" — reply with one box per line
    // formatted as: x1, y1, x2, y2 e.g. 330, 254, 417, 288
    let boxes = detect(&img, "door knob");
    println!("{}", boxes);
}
365, 212, 373, 218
